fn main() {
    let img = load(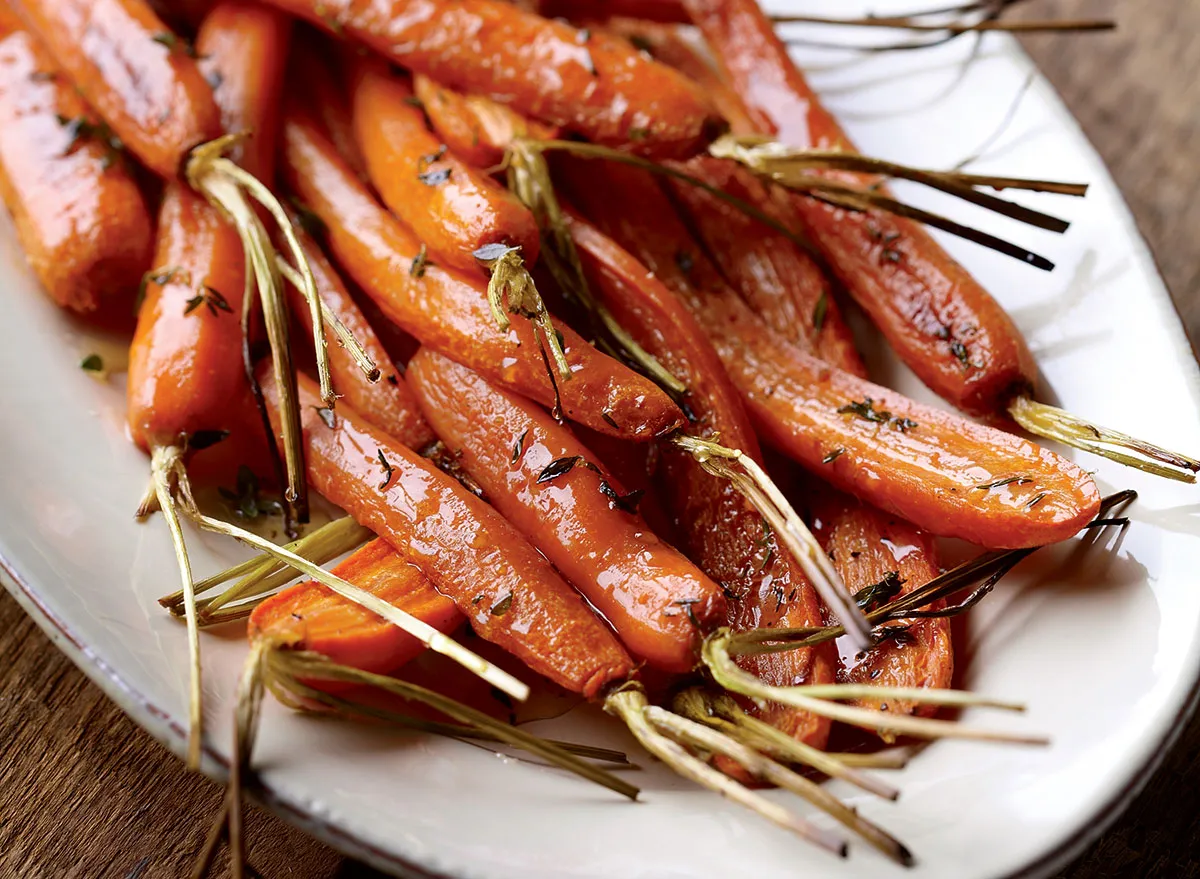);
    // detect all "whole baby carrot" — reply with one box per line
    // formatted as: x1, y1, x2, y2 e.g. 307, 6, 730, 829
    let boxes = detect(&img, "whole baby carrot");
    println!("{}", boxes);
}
0, 5, 152, 315
348, 57, 541, 273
